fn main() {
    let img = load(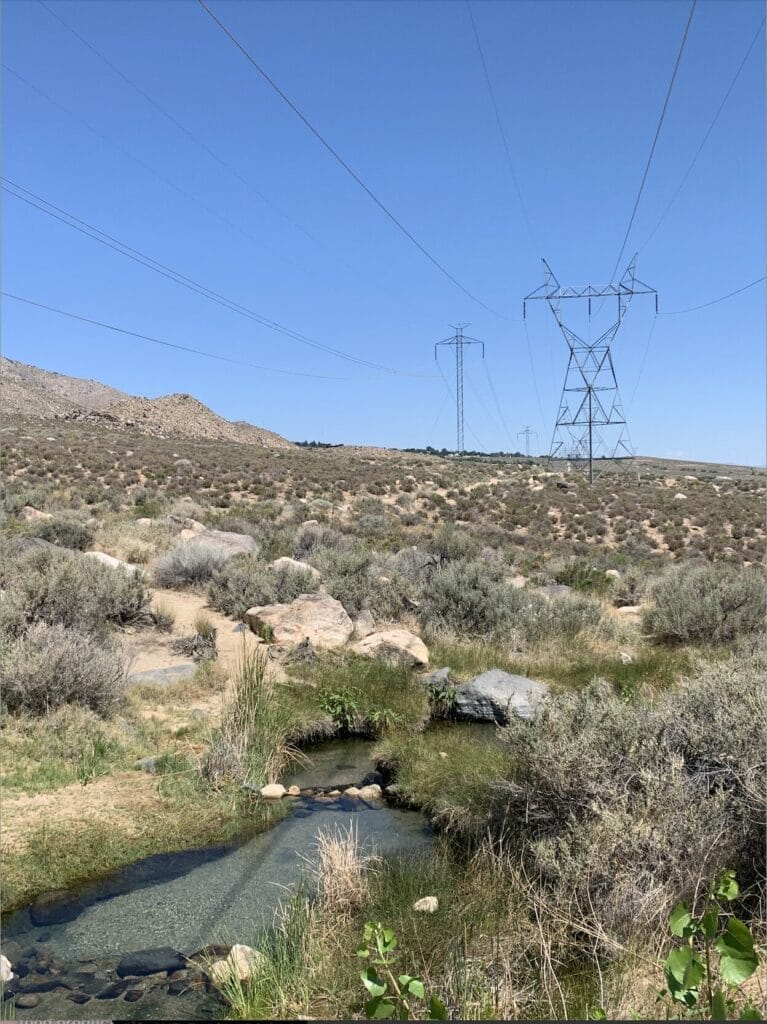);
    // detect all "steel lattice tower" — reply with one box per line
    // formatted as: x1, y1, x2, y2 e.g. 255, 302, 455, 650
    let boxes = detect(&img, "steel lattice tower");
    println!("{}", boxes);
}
435, 324, 484, 454
524, 257, 657, 483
